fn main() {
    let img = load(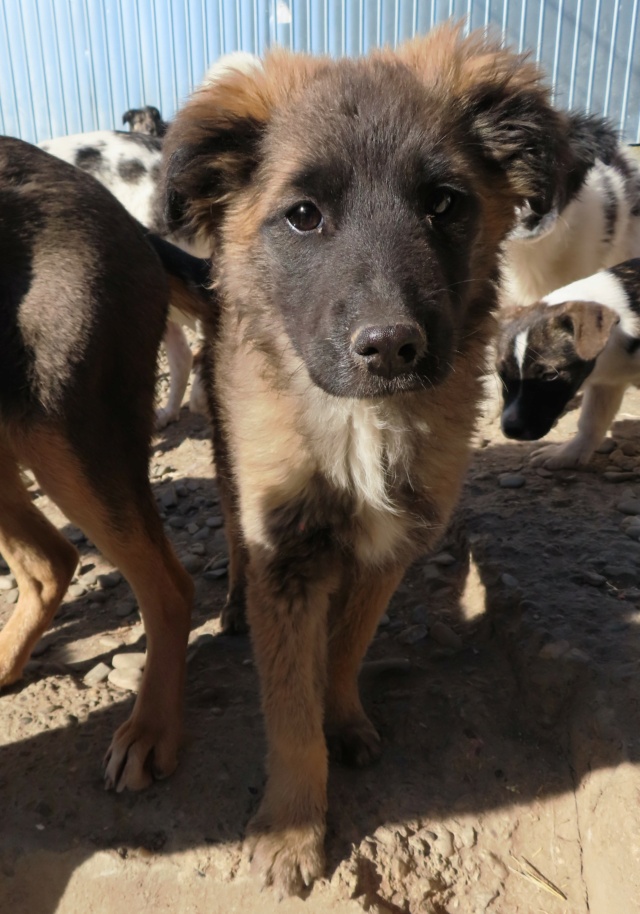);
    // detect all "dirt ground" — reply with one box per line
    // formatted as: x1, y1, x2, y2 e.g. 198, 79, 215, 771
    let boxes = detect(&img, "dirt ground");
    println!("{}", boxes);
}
2, 351, 640, 914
